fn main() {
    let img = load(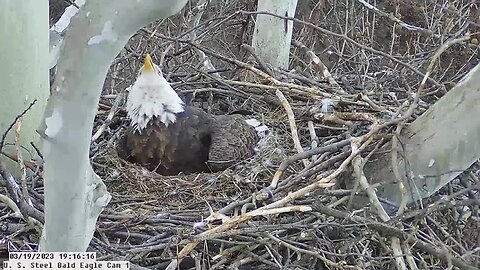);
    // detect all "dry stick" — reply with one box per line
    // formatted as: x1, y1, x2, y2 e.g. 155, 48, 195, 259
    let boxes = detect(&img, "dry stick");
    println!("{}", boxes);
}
402, 243, 419, 270
175, 12, 237, 41
390, 35, 472, 210
275, 90, 309, 168
240, 44, 274, 77
360, 93, 397, 117
91, 92, 125, 142
0, 161, 44, 224
166, 23, 470, 270
307, 121, 318, 162
211, 244, 256, 261
248, 136, 373, 219
291, 39, 344, 93
158, 43, 174, 68
172, 106, 415, 267
276, 69, 338, 92
0, 99, 44, 225
0, 99, 37, 152
263, 118, 418, 214
266, 234, 360, 270
358, 128, 408, 270
418, 35, 471, 93
188, 224, 310, 243
388, 120, 419, 270
188, 0, 220, 79
0, 194, 21, 216
198, 45, 330, 97
312, 203, 479, 270
243, 250, 280, 268
166, 205, 312, 269
275, 234, 362, 270
229, 256, 255, 269
167, 140, 360, 270
391, 123, 409, 215
239, 10, 442, 88
13, 120, 31, 212
180, 87, 249, 98
173, 116, 398, 267
222, 79, 298, 94
107, 53, 120, 102
346, 140, 385, 211
355, 0, 435, 36
387, 96, 411, 215
189, 7, 235, 43
152, 32, 331, 99
352, 154, 407, 270
352, 154, 389, 221
389, 186, 480, 224
459, 174, 479, 216
197, 71, 252, 98
269, 138, 350, 189
0, 160, 21, 203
